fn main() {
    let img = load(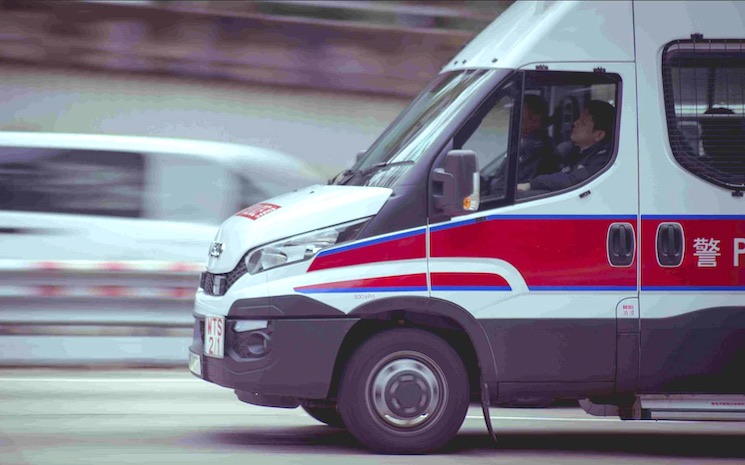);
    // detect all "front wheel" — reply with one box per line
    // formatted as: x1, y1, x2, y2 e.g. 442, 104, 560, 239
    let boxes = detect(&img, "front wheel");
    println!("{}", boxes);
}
338, 328, 469, 454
